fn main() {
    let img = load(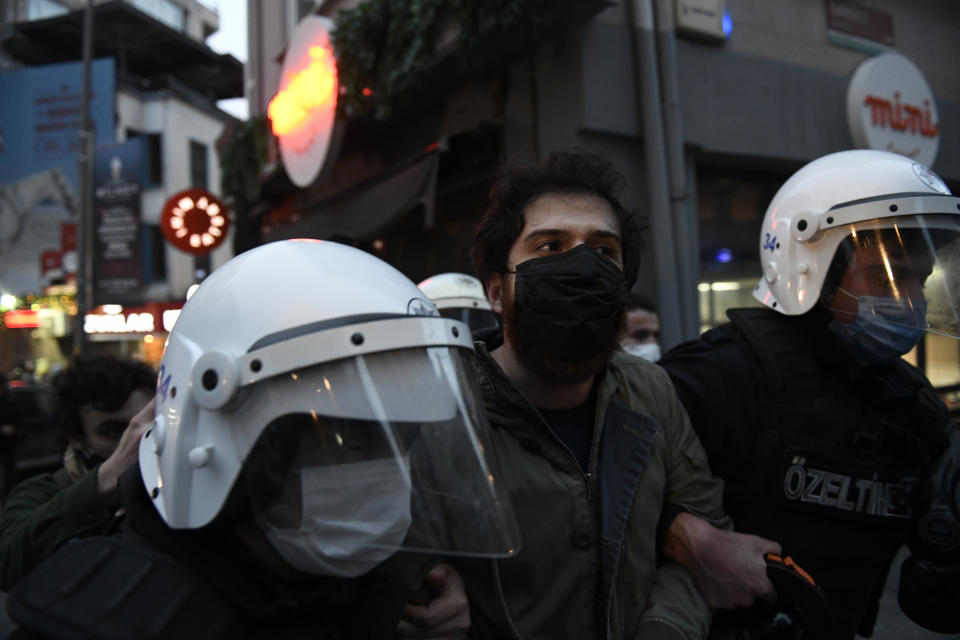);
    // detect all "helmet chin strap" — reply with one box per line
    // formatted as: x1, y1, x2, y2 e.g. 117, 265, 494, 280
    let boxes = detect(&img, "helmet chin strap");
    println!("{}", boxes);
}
818, 289, 836, 309
214, 471, 255, 529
